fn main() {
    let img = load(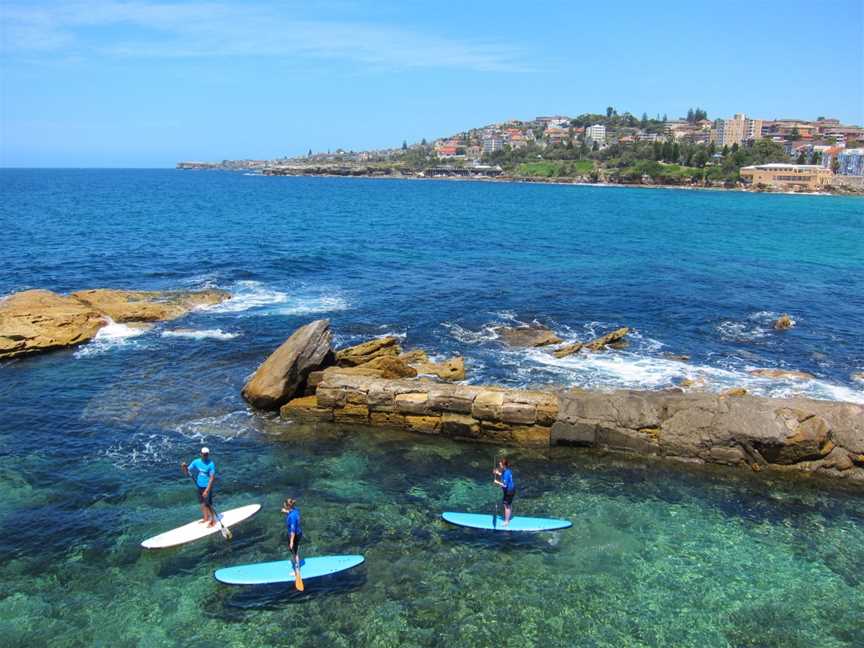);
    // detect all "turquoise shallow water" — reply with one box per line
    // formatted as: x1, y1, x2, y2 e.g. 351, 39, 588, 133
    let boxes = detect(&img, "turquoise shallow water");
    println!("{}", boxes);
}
1, 170, 863, 647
